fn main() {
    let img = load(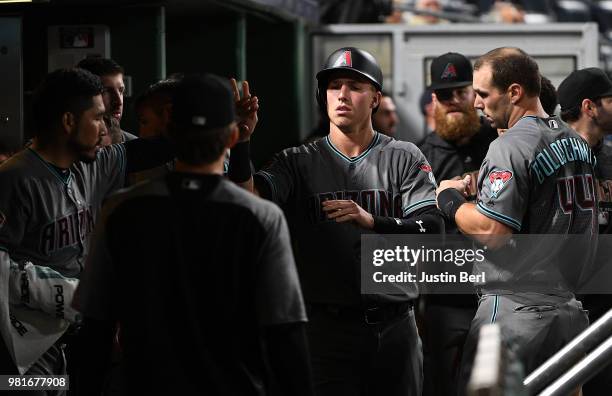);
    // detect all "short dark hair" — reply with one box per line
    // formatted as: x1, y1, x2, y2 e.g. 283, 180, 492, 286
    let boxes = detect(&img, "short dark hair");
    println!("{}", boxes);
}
560, 106, 581, 123
134, 80, 178, 116
31, 68, 104, 140
169, 124, 234, 165
539, 76, 558, 115
76, 57, 124, 77
474, 47, 541, 97
560, 98, 601, 123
